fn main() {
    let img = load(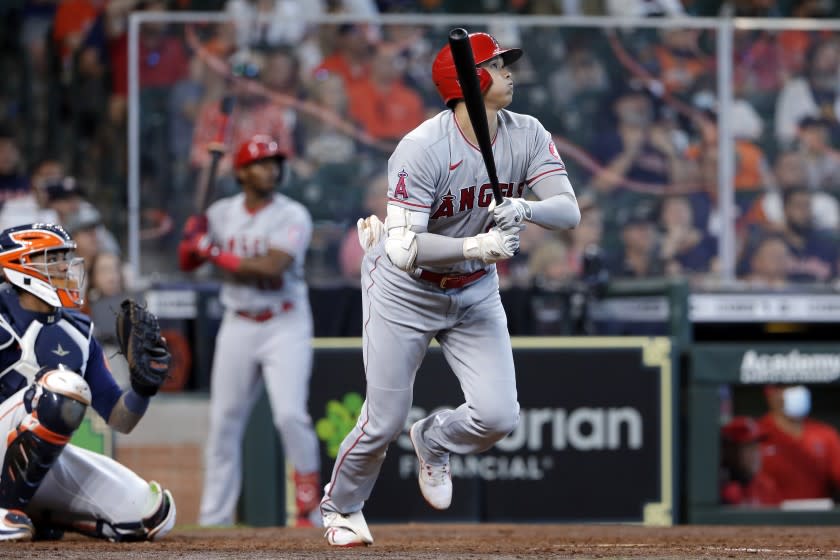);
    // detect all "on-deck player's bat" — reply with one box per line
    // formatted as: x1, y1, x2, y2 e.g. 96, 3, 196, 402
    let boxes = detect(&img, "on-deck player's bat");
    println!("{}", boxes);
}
448, 27, 504, 206
195, 94, 235, 214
